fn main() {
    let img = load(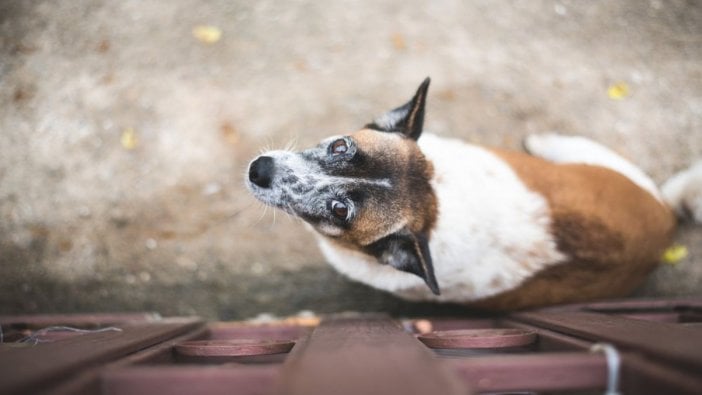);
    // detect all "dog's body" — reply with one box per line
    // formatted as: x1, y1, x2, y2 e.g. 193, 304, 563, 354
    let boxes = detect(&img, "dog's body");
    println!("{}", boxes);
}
317, 132, 674, 310
247, 78, 700, 310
